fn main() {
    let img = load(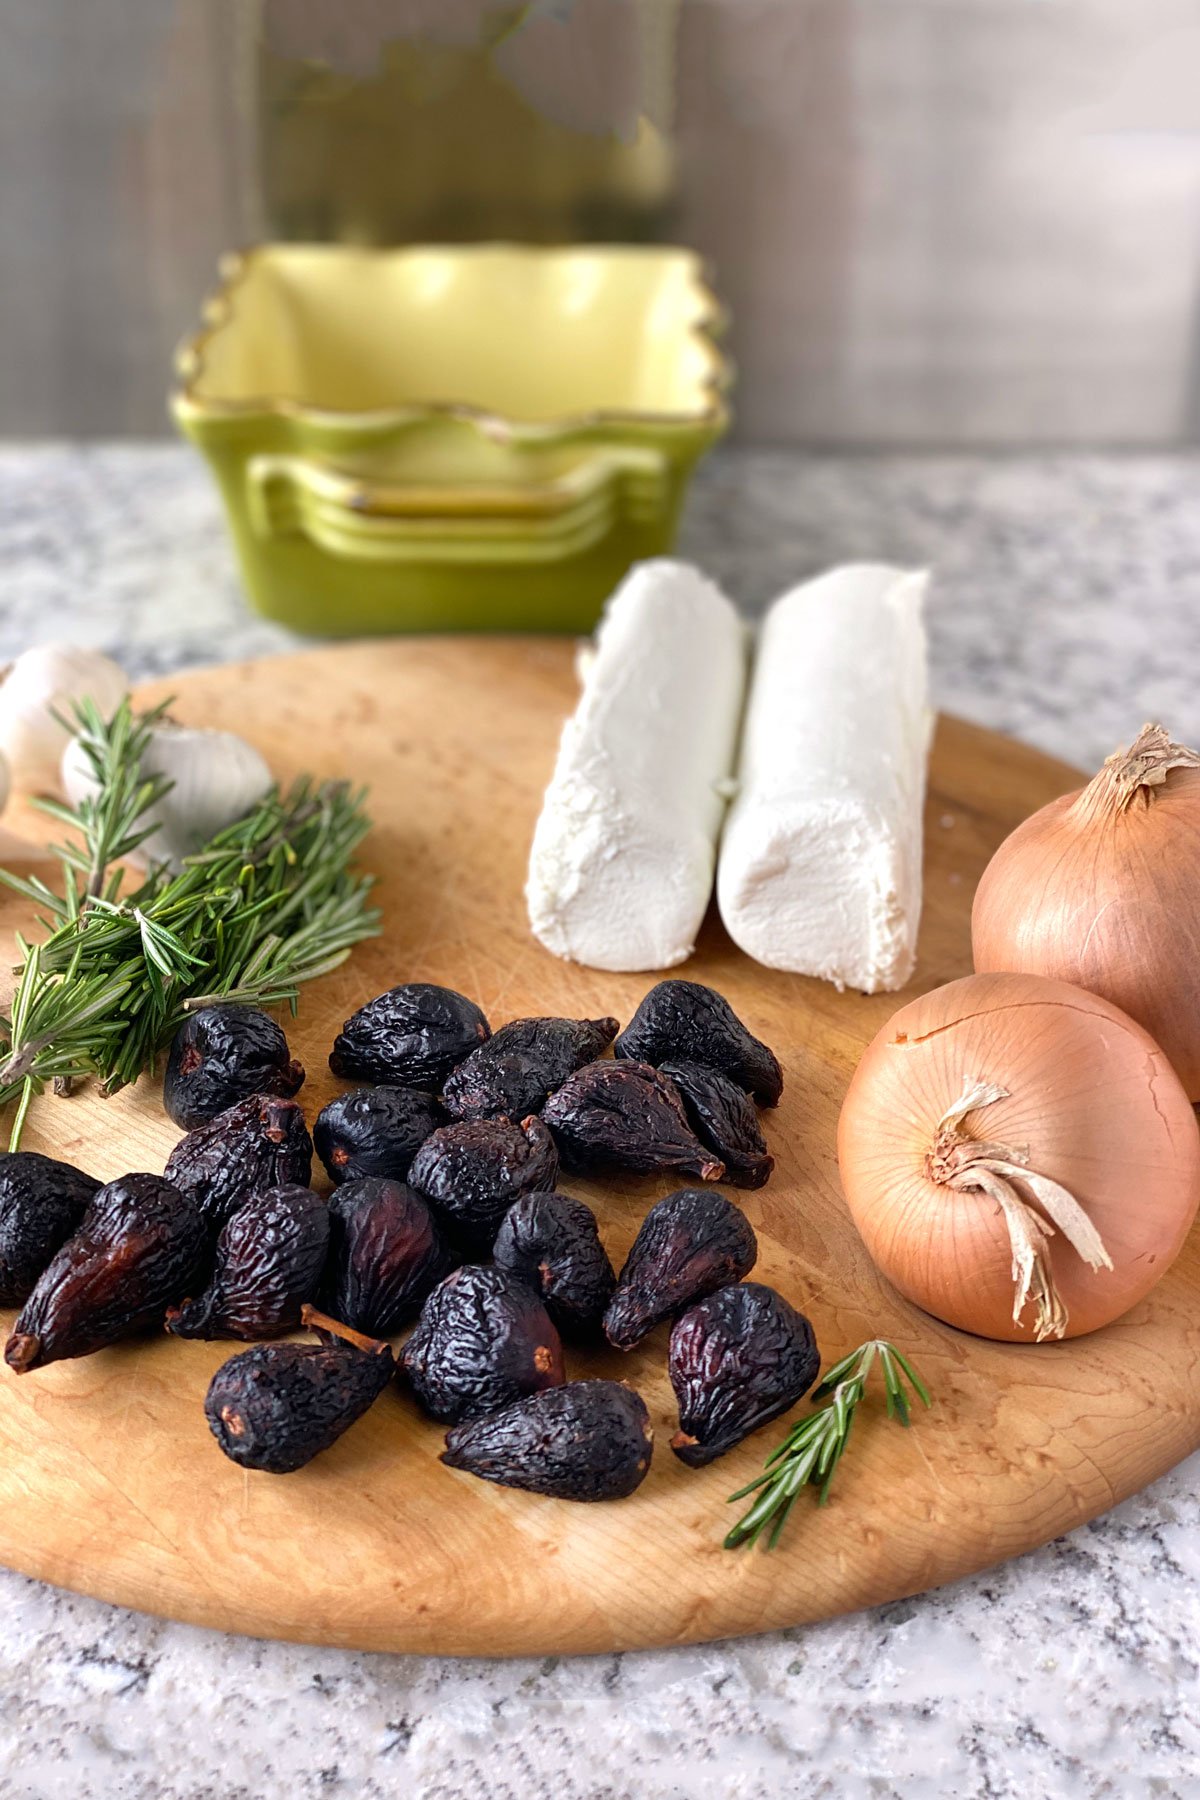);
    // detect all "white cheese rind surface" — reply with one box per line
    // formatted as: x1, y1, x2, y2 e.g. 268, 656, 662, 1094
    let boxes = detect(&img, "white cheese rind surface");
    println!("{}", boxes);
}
526, 559, 747, 972
716, 563, 930, 992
